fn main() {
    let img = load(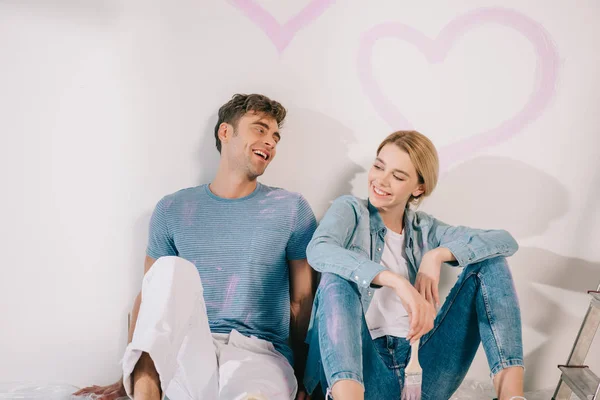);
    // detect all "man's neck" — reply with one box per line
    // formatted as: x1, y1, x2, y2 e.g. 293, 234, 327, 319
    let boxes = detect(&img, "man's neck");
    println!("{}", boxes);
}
209, 168, 258, 199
